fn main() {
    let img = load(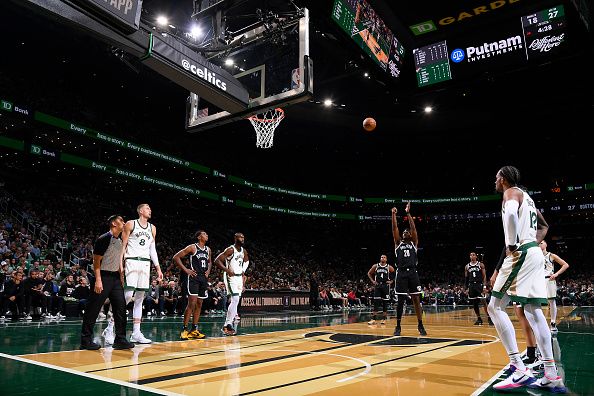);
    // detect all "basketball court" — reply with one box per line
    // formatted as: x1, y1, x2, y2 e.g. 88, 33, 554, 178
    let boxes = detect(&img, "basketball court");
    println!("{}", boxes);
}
1, 1, 592, 395
0, 306, 591, 395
